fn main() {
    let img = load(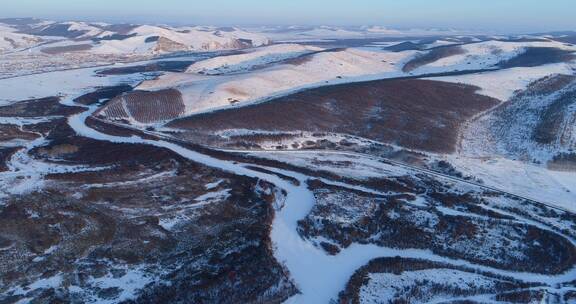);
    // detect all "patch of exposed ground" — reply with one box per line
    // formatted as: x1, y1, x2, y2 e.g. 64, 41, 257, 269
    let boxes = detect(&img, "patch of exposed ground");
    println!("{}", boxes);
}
0, 124, 39, 141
